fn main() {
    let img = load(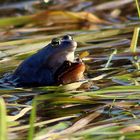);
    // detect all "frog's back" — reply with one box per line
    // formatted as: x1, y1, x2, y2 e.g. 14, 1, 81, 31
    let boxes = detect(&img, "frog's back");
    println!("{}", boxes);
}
12, 44, 55, 86
14, 44, 53, 76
